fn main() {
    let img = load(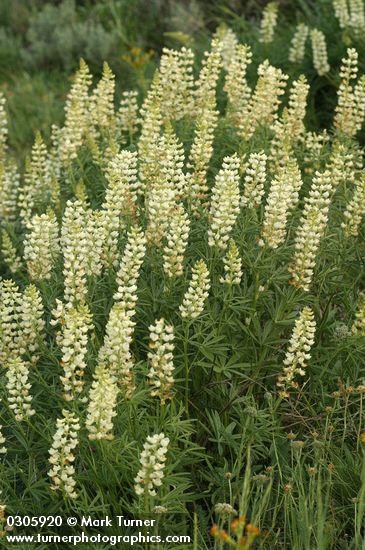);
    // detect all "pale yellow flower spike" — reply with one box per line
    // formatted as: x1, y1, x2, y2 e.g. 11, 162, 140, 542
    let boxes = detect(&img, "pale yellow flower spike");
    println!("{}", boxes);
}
134, 433, 169, 497
352, 293, 365, 336
277, 307, 316, 398
259, 2, 279, 44
310, 29, 330, 76
342, 170, 365, 237
289, 170, 333, 291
